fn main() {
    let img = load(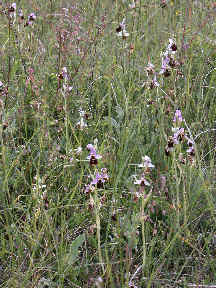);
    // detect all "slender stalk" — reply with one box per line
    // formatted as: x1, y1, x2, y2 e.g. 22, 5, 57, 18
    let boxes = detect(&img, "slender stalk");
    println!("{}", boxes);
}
95, 189, 105, 274
141, 192, 152, 276
6, 11, 12, 109
141, 195, 146, 274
